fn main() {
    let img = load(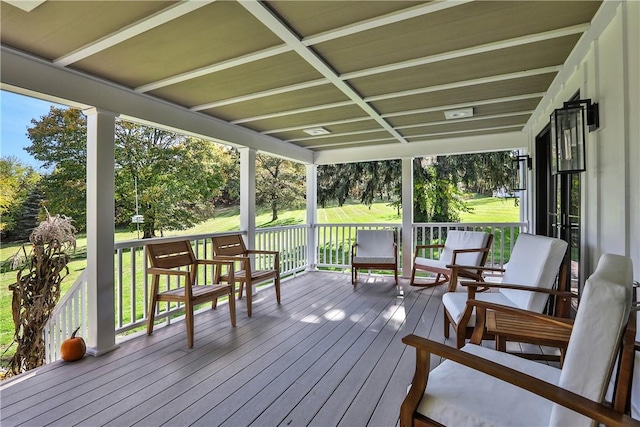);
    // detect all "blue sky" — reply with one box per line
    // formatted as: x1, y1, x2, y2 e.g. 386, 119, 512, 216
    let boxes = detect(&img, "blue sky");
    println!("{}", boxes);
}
1, 90, 66, 170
